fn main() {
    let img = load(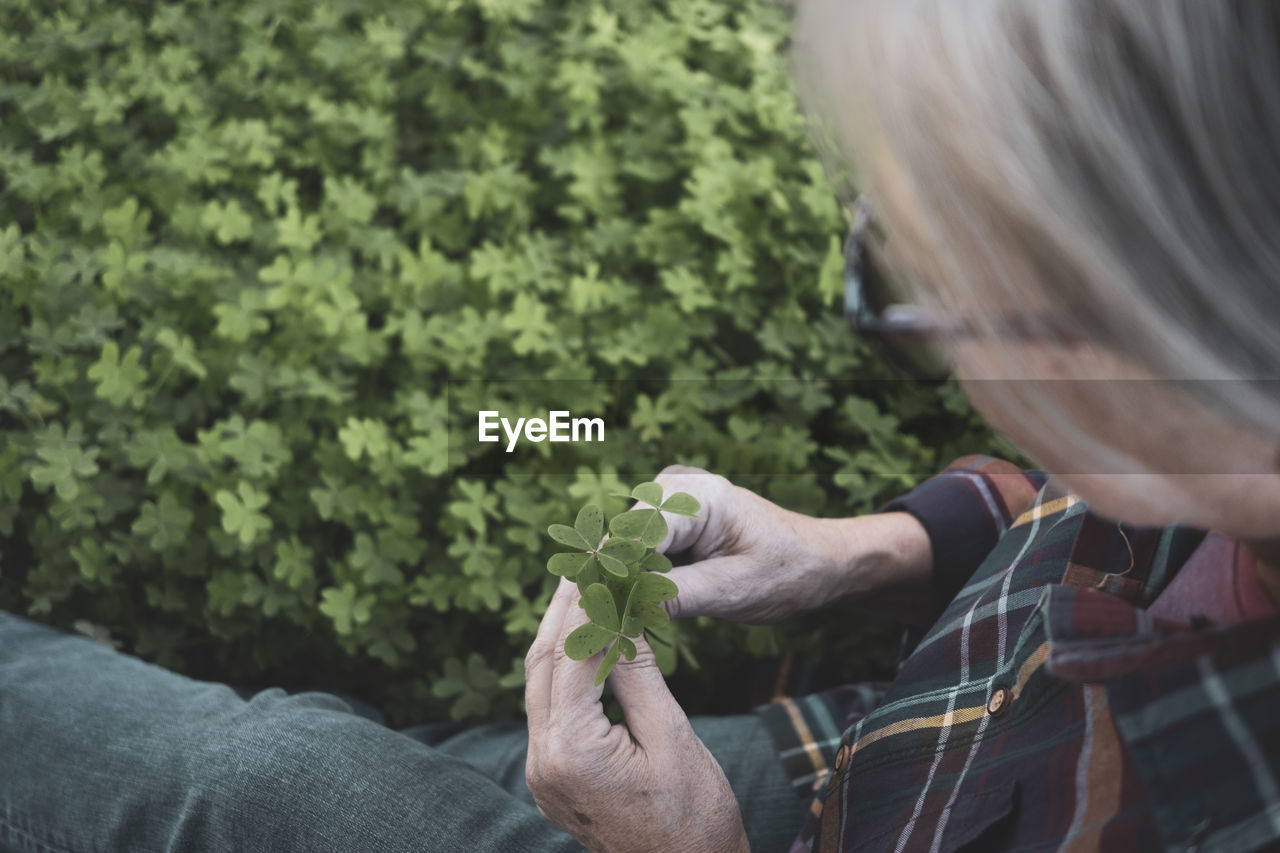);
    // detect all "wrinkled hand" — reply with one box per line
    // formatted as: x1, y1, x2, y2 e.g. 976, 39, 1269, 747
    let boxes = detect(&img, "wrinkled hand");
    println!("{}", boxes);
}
648, 465, 847, 624
525, 578, 750, 853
